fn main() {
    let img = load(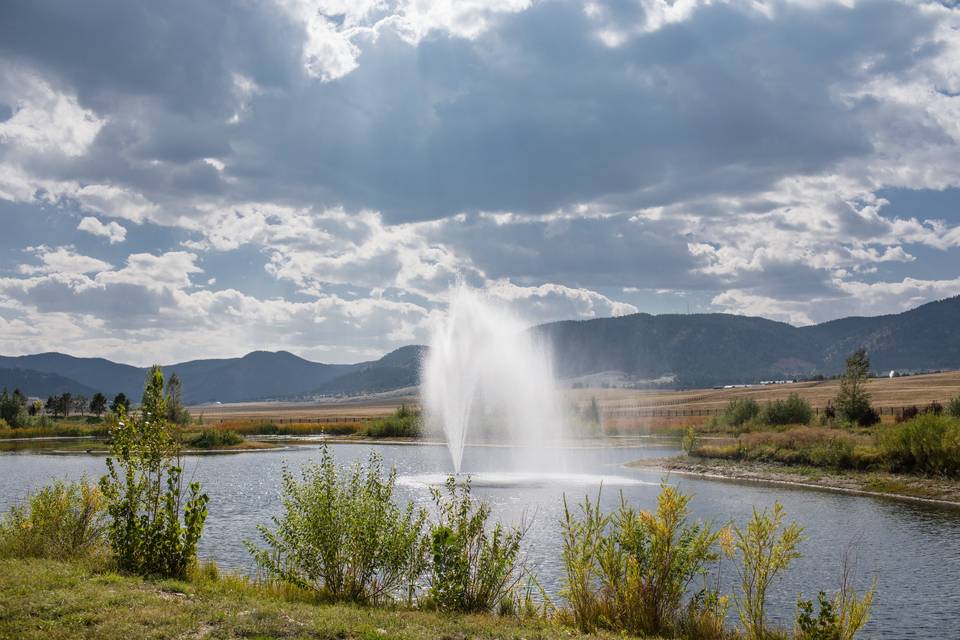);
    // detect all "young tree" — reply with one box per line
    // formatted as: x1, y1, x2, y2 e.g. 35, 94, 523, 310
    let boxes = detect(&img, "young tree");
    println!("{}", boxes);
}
73, 395, 88, 417
165, 372, 190, 425
59, 392, 73, 418
45, 395, 58, 418
0, 389, 28, 427
29, 399, 43, 417
100, 365, 208, 578
110, 392, 130, 415
89, 393, 107, 417
835, 349, 874, 425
